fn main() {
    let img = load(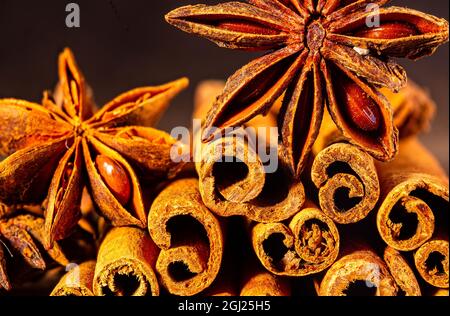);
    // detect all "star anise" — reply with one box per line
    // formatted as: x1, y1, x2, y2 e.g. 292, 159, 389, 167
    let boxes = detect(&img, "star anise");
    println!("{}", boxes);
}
166, 0, 449, 176
0, 214, 68, 291
0, 48, 188, 247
